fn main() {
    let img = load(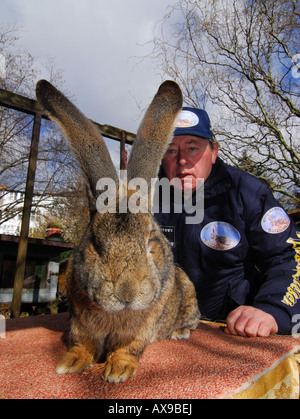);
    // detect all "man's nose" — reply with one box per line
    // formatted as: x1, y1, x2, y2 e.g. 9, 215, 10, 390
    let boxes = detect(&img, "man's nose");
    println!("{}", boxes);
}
177, 151, 187, 166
